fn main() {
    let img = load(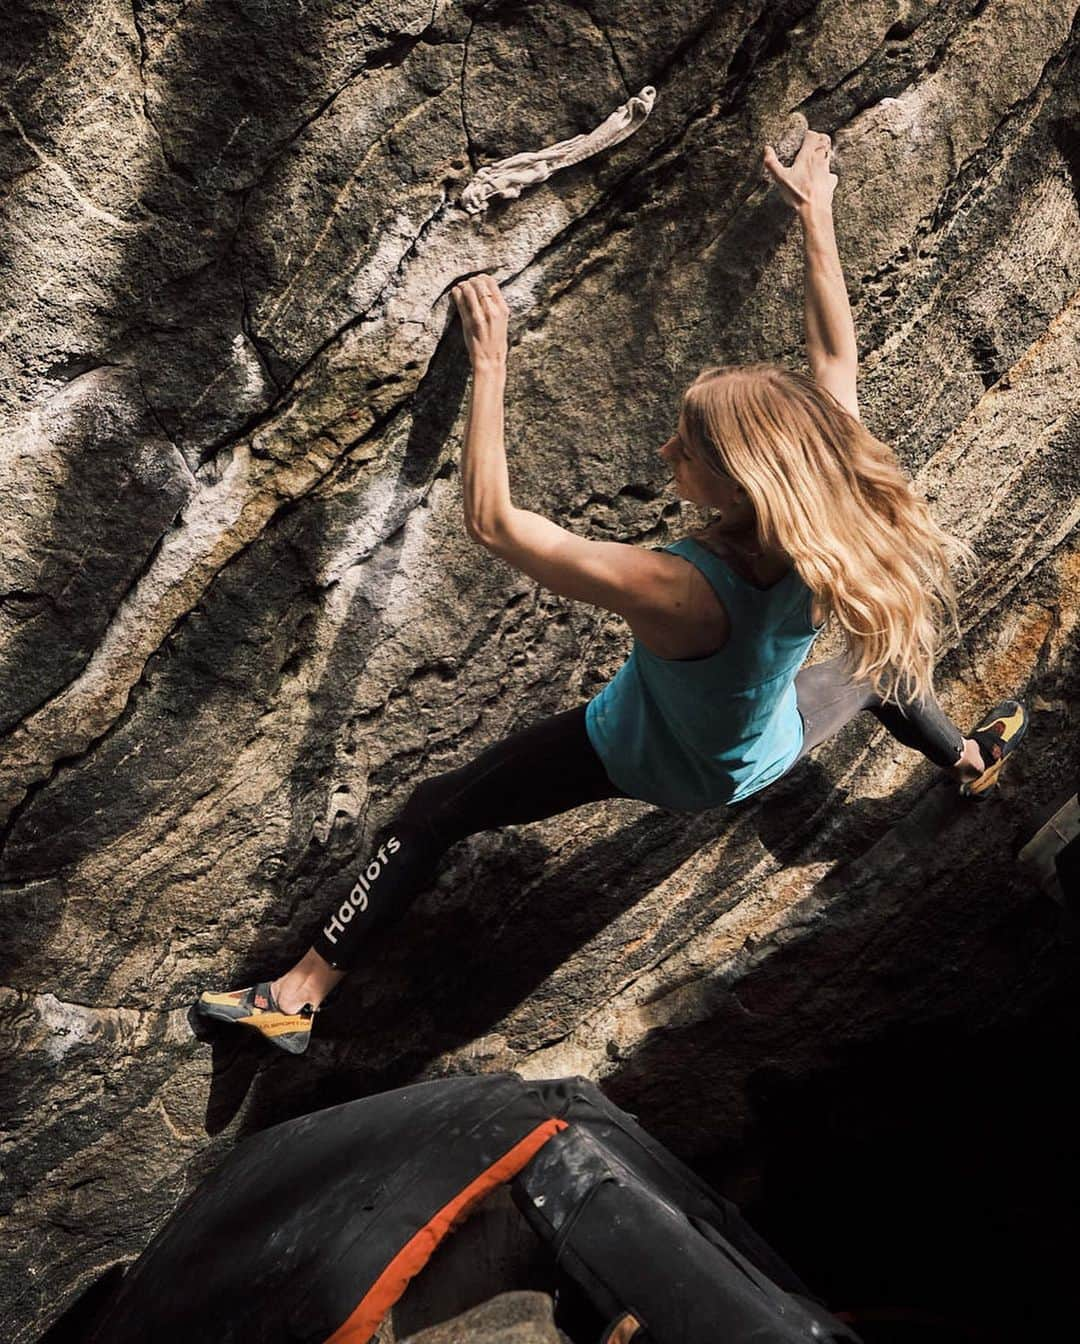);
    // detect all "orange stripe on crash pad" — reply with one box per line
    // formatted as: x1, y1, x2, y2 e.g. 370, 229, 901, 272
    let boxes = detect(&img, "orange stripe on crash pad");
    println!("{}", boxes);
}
324, 1116, 568, 1344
